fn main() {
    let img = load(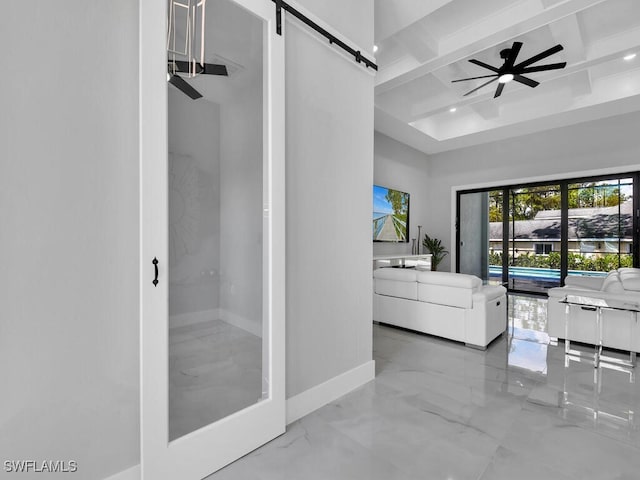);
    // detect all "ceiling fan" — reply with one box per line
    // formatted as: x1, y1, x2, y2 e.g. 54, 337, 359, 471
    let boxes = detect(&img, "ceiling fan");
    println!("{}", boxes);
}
452, 41, 566, 98
168, 60, 229, 100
